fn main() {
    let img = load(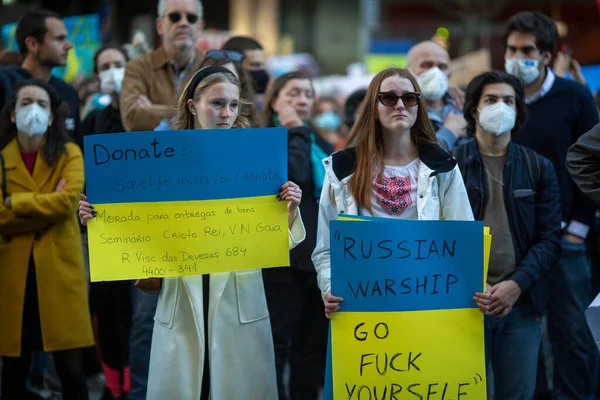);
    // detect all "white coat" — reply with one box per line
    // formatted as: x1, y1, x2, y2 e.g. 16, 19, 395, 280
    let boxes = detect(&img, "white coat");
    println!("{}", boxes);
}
147, 214, 306, 400
312, 148, 474, 298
